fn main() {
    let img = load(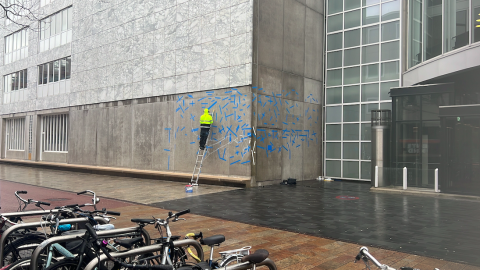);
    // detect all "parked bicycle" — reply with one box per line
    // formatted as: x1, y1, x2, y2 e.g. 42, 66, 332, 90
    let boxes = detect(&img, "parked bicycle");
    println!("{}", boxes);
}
355, 246, 440, 270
